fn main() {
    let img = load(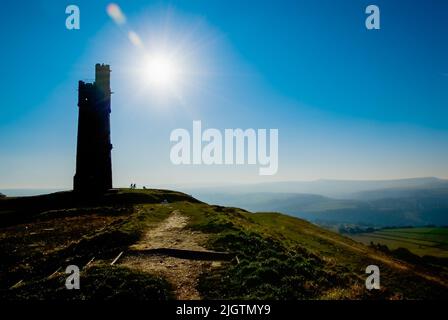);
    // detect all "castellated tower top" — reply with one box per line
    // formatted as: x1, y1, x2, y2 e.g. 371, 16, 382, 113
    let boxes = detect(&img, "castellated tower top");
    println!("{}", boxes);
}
95, 63, 111, 94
